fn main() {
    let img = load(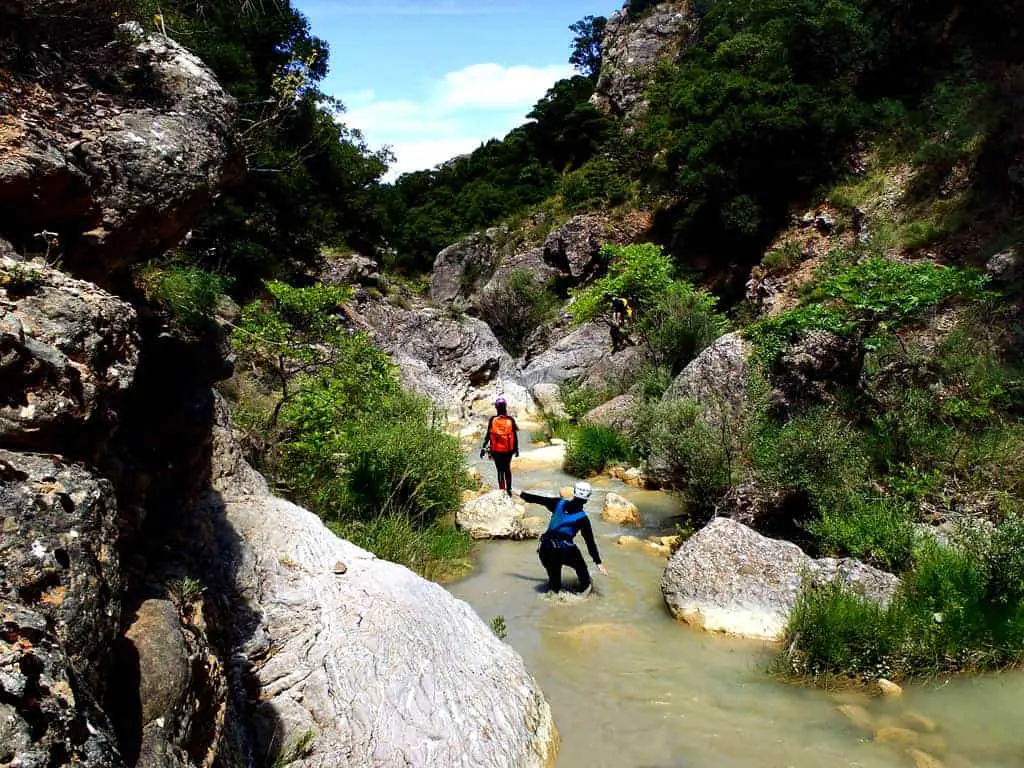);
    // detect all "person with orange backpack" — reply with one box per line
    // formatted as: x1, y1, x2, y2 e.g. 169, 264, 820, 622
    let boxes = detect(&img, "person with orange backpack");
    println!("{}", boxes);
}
480, 397, 519, 496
